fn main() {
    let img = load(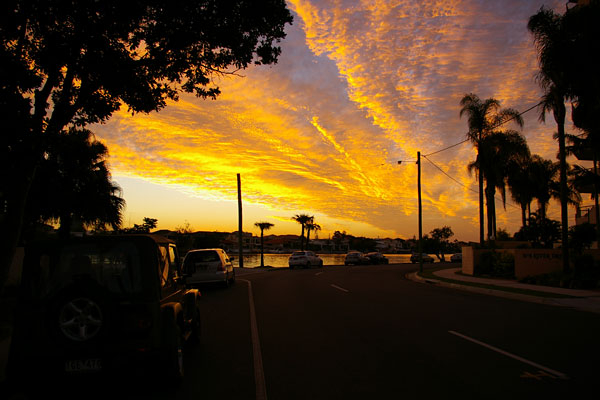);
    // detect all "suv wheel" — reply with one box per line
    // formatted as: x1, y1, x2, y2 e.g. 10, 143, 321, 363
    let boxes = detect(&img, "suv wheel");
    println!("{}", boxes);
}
50, 282, 109, 345
58, 297, 103, 342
